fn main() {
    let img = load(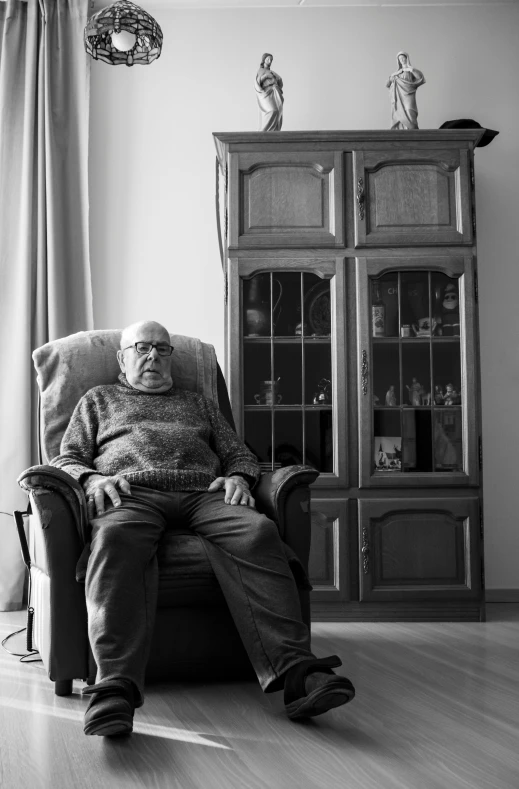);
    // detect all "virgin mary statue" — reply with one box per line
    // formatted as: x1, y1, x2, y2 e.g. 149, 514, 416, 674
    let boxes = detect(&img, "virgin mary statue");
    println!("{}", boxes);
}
255, 53, 284, 131
386, 52, 425, 130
